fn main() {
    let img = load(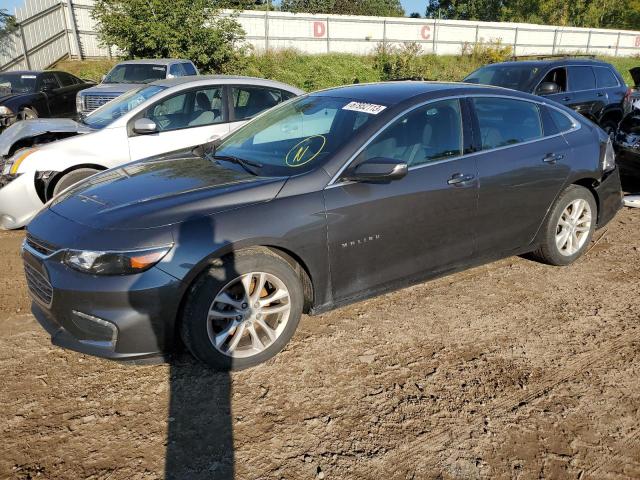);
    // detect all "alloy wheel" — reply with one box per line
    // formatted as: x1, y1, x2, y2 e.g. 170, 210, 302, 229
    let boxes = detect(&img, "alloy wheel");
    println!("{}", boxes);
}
555, 199, 592, 256
206, 272, 291, 359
